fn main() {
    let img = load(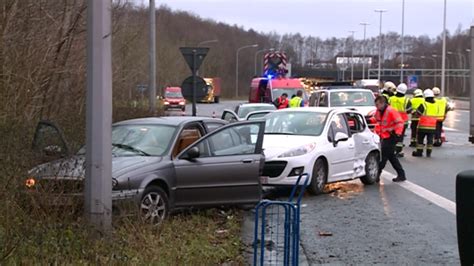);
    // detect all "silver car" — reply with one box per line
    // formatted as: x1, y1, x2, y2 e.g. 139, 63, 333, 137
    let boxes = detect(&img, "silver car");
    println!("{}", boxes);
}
27, 117, 265, 224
